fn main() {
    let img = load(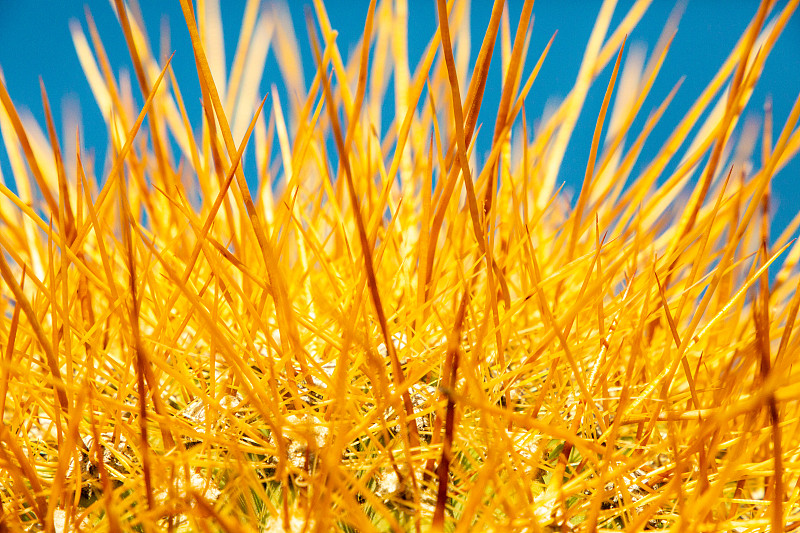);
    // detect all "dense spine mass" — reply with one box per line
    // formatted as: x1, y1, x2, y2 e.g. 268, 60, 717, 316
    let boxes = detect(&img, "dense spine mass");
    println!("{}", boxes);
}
1, 0, 800, 531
